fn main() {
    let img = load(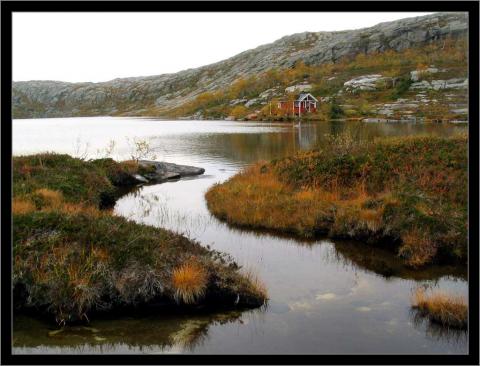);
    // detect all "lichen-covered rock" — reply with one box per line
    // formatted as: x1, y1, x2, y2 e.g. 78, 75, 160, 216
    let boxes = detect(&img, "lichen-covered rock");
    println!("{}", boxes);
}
410, 67, 440, 81
343, 74, 393, 92
410, 78, 468, 90
285, 84, 312, 93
